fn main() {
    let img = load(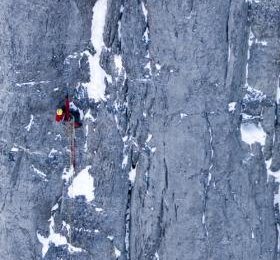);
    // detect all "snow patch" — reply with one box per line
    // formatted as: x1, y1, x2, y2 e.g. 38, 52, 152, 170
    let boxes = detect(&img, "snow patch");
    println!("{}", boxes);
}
244, 86, 266, 102
95, 208, 103, 212
68, 166, 95, 202
180, 113, 188, 119
251, 230, 255, 239
11, 147, 19, 152
107, 235, 114, 241
228, 102, 237, 112
37, 216, 83, 257
240, 122, 266, 146
155, 63, 161, 70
